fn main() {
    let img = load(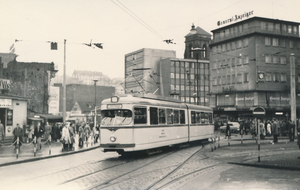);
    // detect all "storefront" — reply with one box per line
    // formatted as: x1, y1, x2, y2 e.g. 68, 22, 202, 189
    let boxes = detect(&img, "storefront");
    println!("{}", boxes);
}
0, 94, 29, 137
